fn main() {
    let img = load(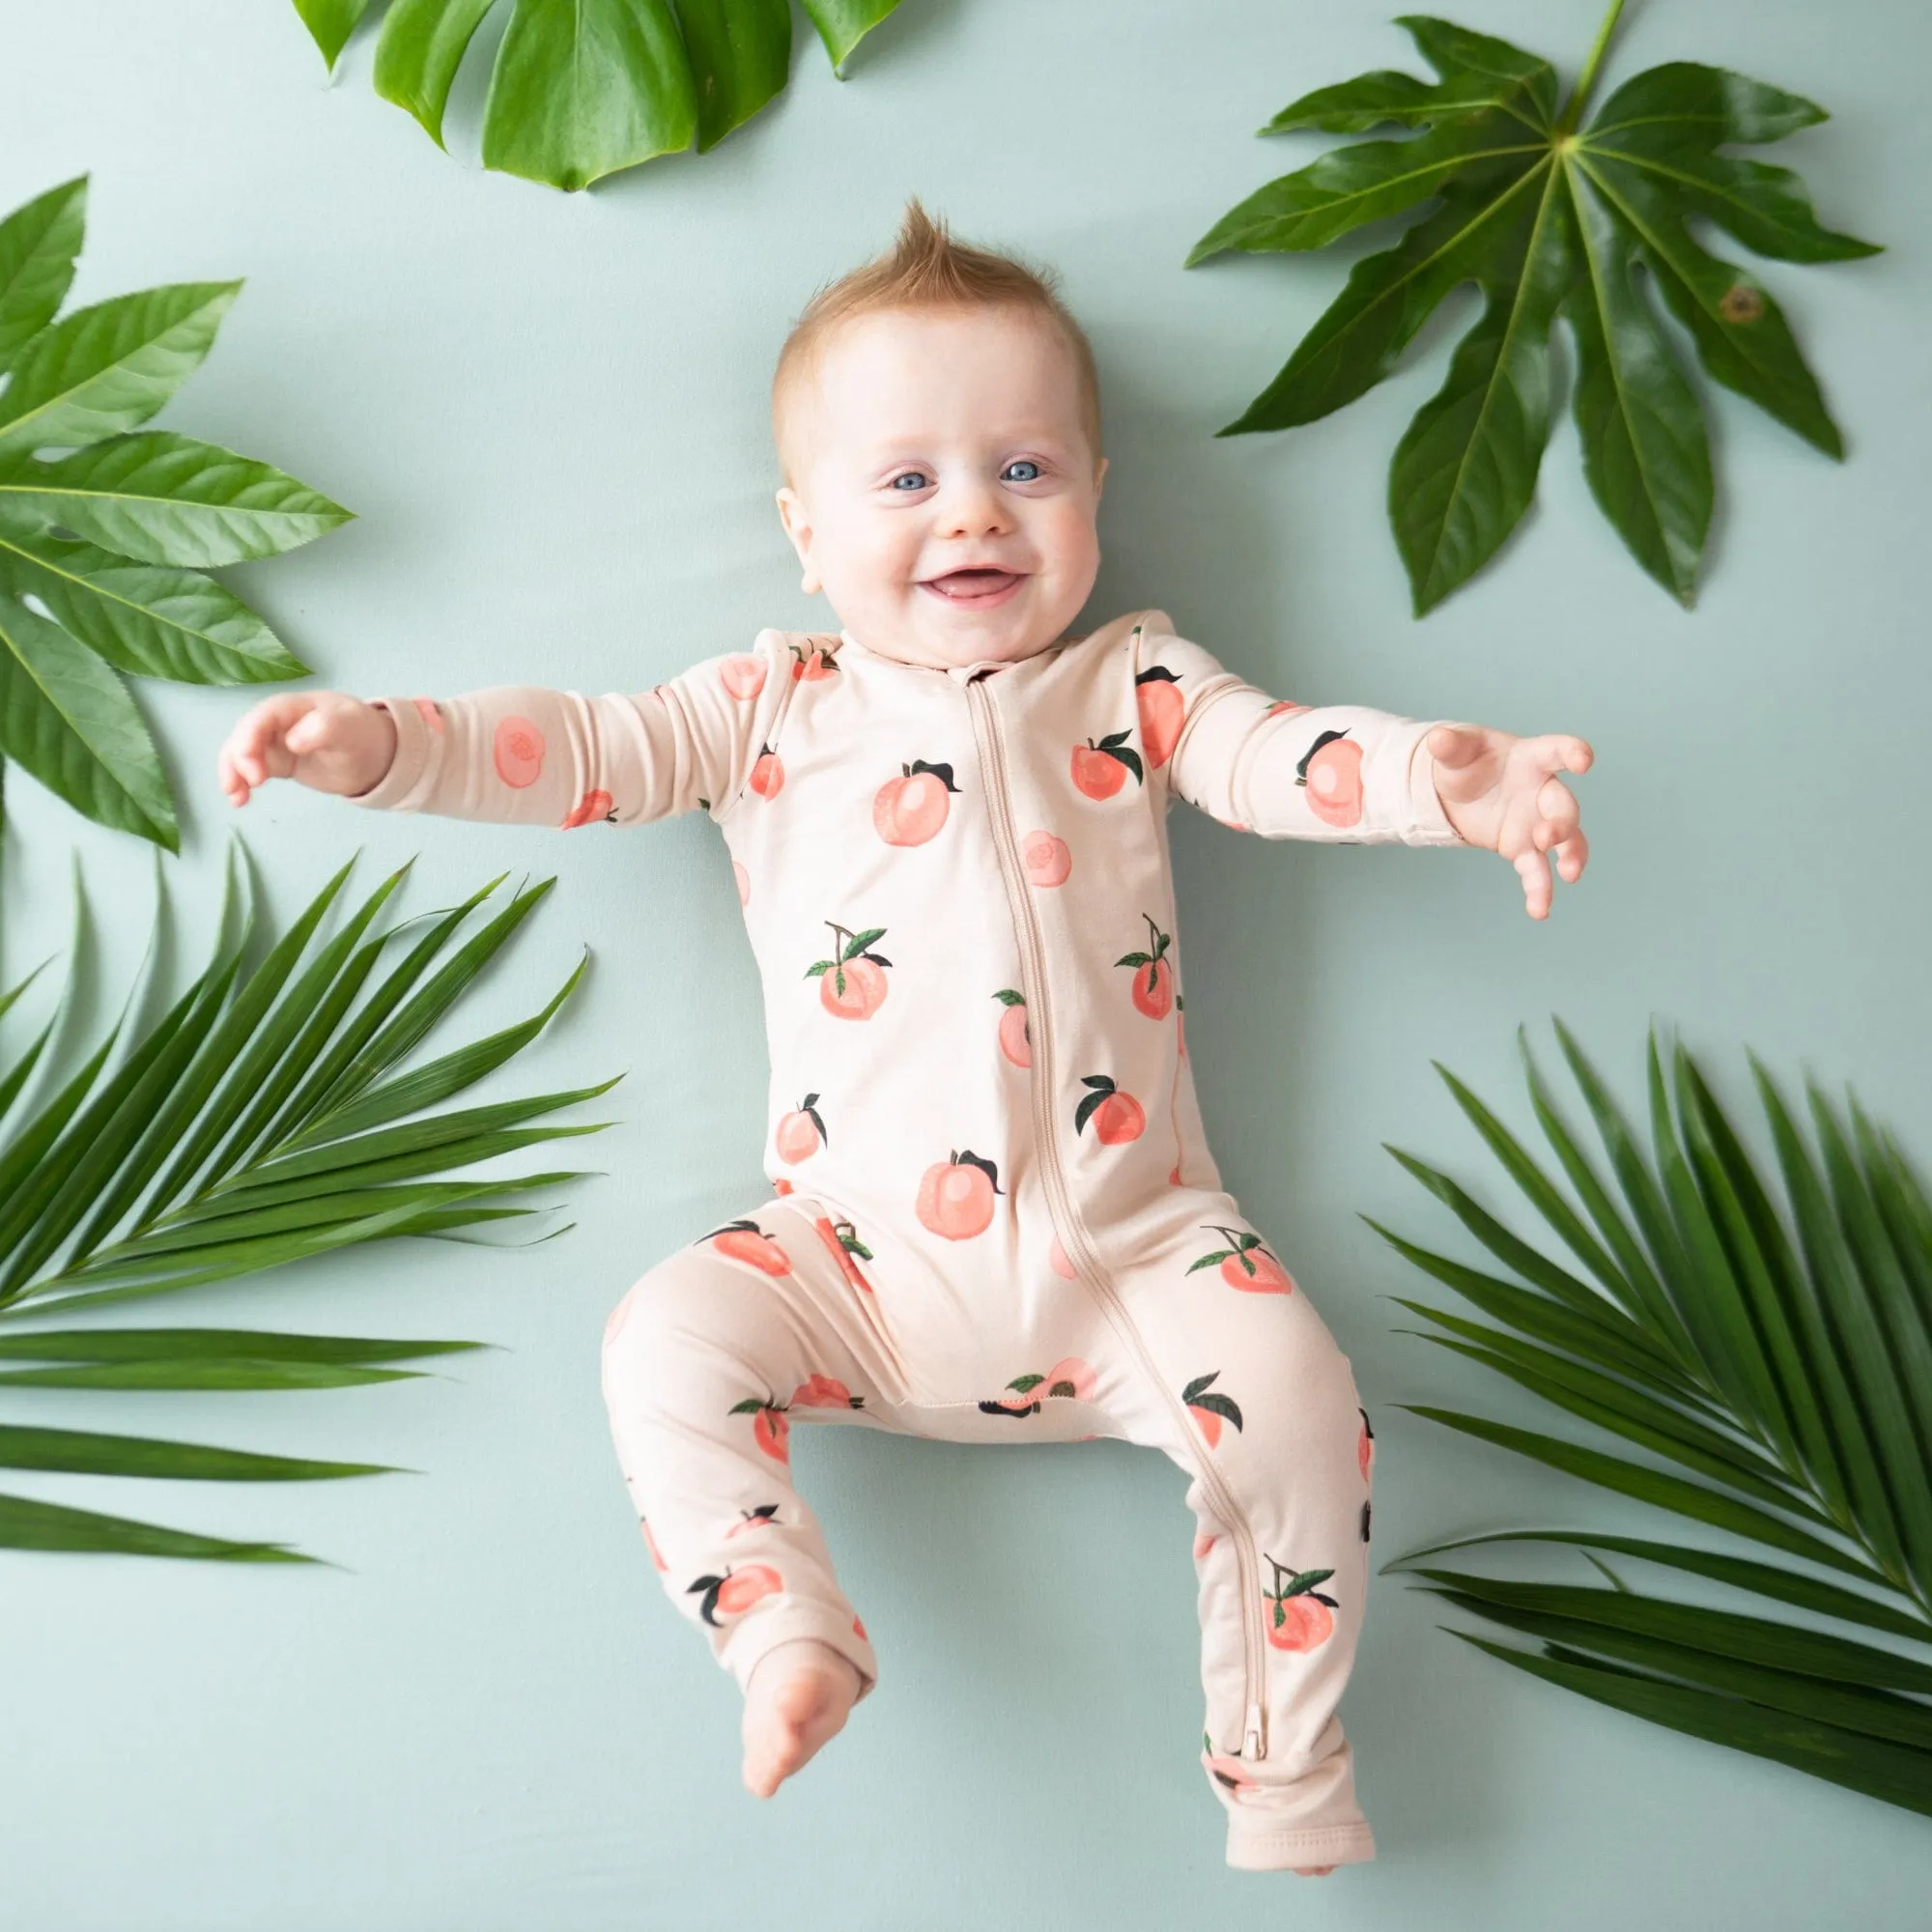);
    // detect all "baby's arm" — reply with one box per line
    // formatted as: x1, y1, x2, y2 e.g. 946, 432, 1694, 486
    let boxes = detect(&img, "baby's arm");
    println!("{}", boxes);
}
1145, 615, 1460, 847
219, 634, 793, 828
